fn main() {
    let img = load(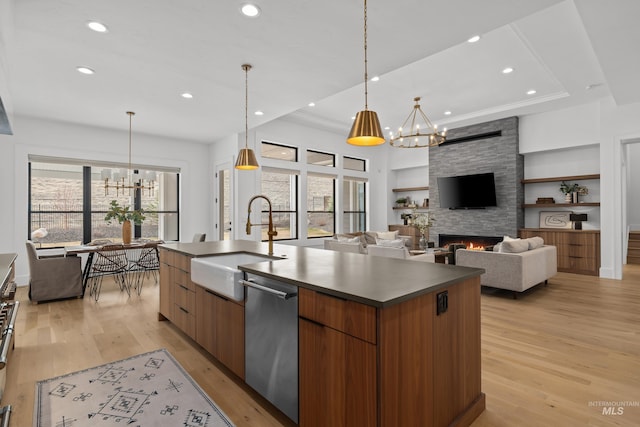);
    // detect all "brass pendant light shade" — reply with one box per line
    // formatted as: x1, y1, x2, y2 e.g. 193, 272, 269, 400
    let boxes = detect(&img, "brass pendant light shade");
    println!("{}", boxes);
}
235, 147, 259, 170
348, 110, 385, 146
347, 0, 384, 146
235, 63, 260, 170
